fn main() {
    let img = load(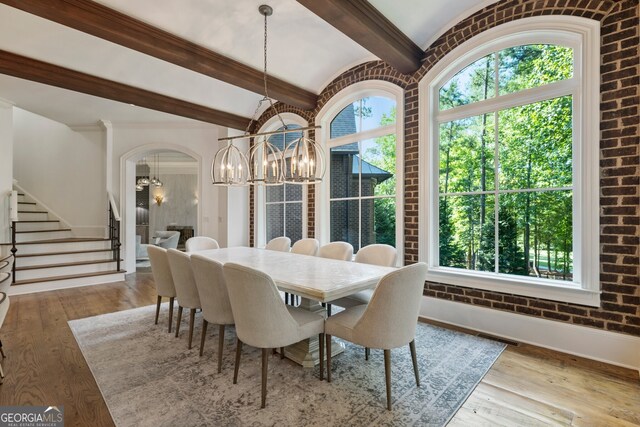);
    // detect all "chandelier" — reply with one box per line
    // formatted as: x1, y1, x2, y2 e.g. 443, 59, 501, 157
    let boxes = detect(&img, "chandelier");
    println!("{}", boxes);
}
211, 4, 325, 186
